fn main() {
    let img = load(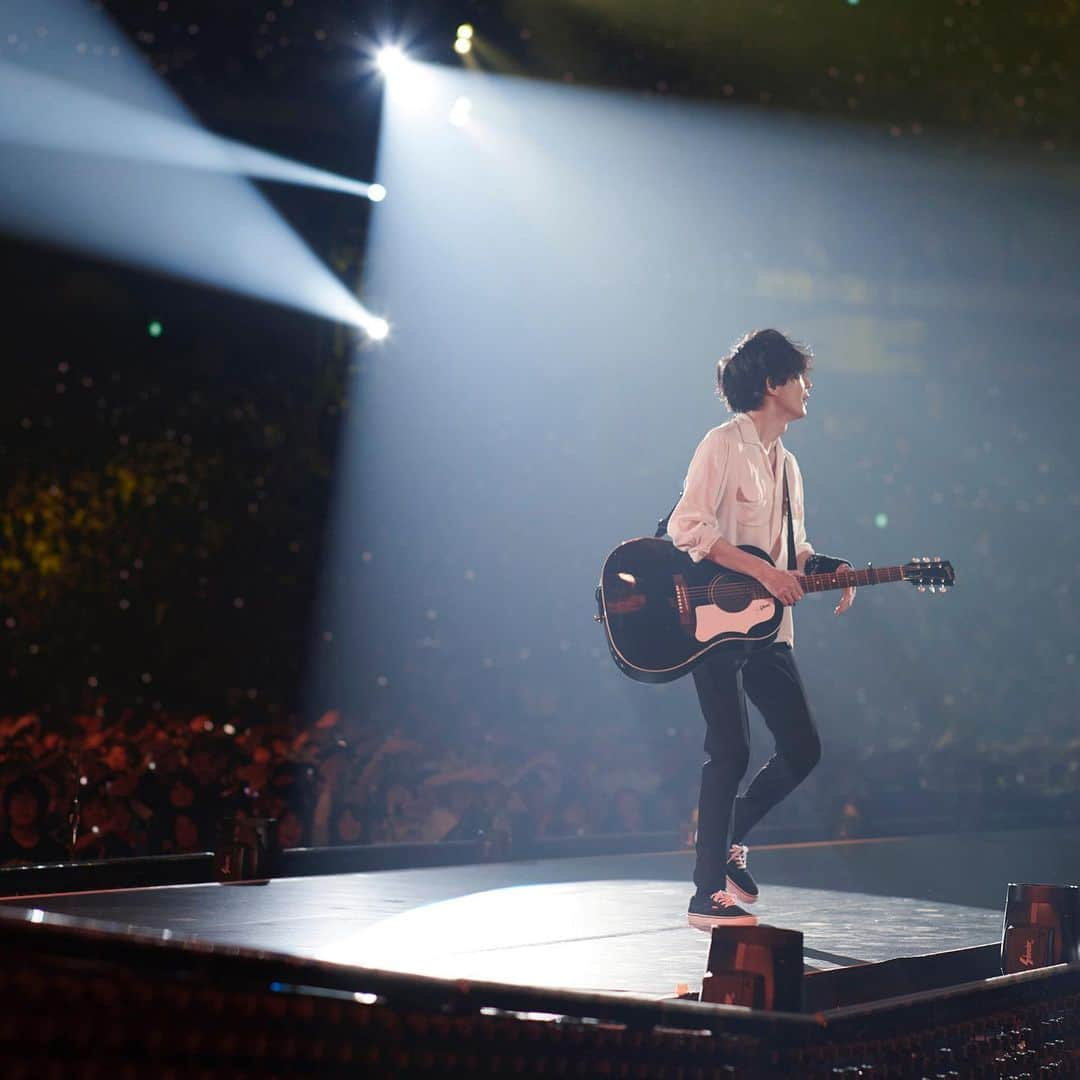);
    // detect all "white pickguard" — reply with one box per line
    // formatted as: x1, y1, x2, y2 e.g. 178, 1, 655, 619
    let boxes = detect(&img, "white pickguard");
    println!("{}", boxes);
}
694, 600, 777, 642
